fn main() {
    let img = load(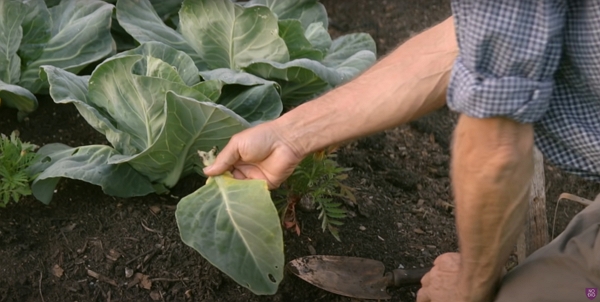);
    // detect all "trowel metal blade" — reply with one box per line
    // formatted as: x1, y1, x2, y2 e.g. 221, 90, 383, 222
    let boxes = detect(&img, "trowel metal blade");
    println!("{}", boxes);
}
286, 255, 392, 299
